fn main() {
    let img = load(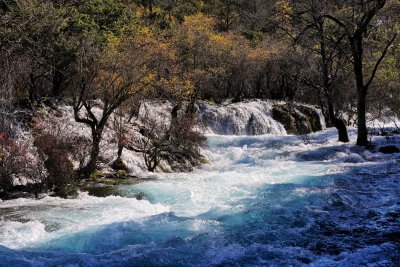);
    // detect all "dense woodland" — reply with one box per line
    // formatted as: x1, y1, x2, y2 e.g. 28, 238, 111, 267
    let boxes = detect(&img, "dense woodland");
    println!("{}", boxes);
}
0, 0, 399, 192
